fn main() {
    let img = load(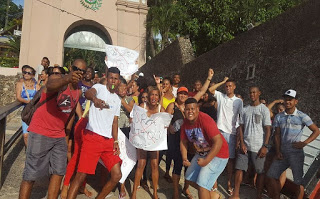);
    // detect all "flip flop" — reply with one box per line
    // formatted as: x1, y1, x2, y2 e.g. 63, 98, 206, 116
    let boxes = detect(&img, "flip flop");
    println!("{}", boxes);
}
119, 192, 126, 199
228, 188, 234, 196
182, 189, 193, 199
